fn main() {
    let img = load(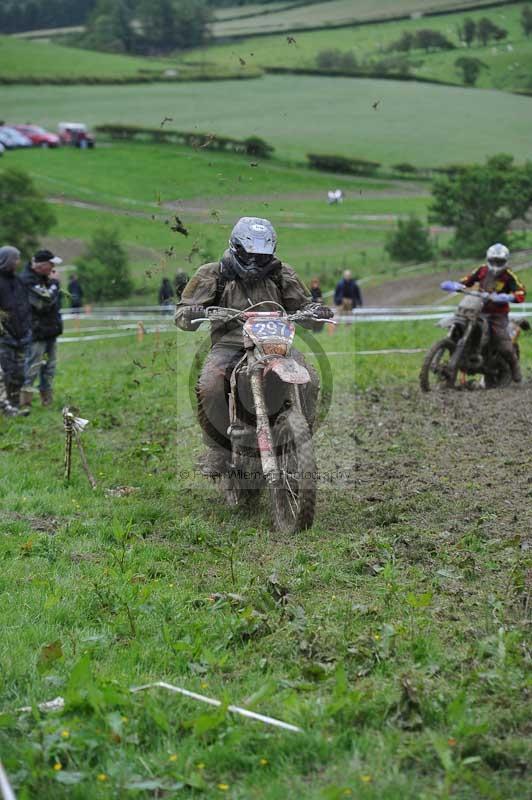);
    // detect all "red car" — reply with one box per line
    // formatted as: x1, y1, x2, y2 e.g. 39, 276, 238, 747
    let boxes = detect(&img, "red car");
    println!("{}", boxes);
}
13, 124, 60, 148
